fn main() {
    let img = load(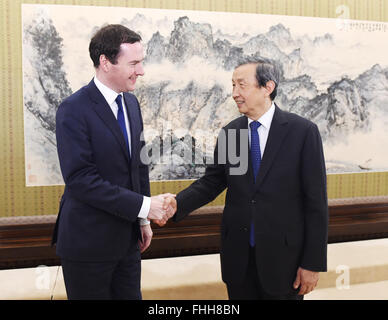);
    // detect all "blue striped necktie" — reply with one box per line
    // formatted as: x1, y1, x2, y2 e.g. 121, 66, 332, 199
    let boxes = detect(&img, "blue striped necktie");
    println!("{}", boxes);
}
249, 121, 262, 247
115, 94, 130, 158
